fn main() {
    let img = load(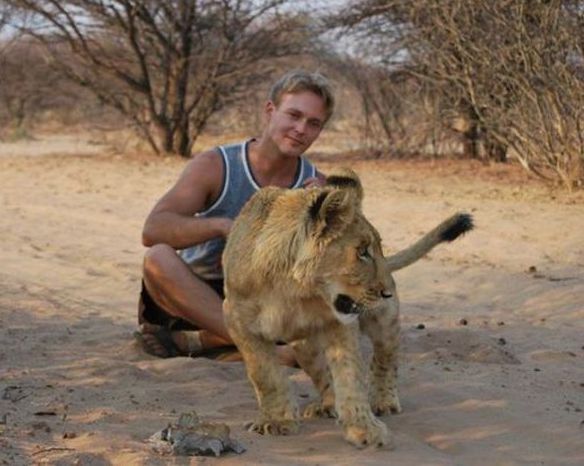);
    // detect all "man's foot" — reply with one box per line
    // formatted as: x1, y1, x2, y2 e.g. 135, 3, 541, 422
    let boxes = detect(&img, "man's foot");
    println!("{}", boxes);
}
135, 323, 297, 366
134, 324, 203, 358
